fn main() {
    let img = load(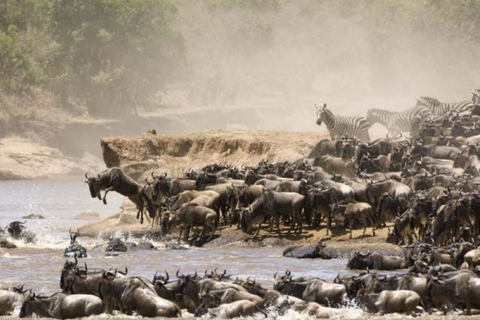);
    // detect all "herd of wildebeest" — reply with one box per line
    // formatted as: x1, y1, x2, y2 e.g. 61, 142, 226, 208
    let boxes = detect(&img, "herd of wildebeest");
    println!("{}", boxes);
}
6, 95, 480, 318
